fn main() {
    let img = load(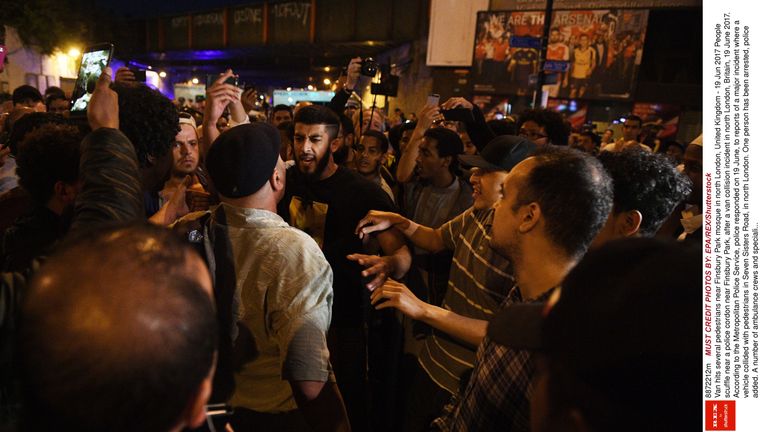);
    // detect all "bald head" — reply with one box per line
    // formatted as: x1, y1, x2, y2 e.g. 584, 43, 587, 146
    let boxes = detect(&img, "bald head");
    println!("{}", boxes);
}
21, 224, 216, 432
